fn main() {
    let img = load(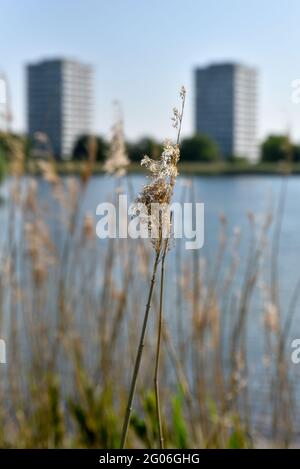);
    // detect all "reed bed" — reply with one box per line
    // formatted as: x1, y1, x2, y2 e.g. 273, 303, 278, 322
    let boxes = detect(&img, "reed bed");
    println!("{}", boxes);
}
0, 110, 298, 449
